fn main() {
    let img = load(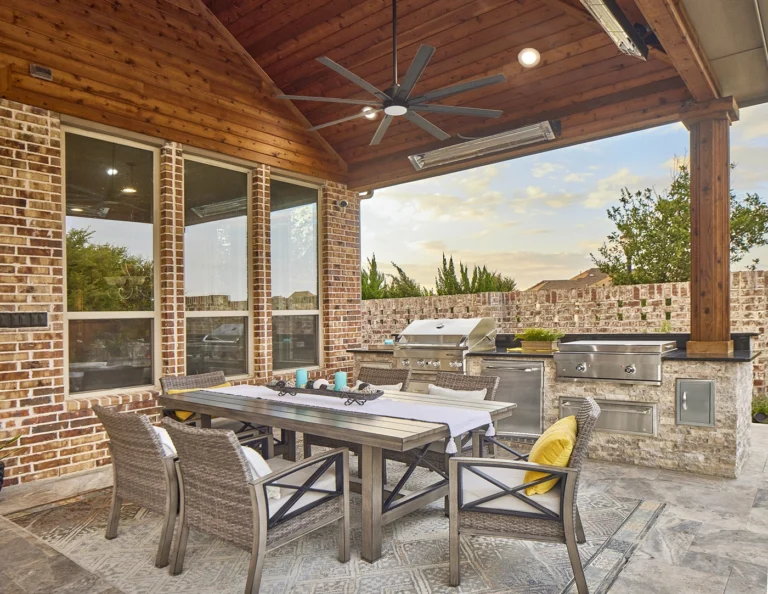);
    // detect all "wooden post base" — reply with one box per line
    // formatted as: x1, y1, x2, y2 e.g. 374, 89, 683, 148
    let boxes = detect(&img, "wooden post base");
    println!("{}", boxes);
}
686, 340, 734, 355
